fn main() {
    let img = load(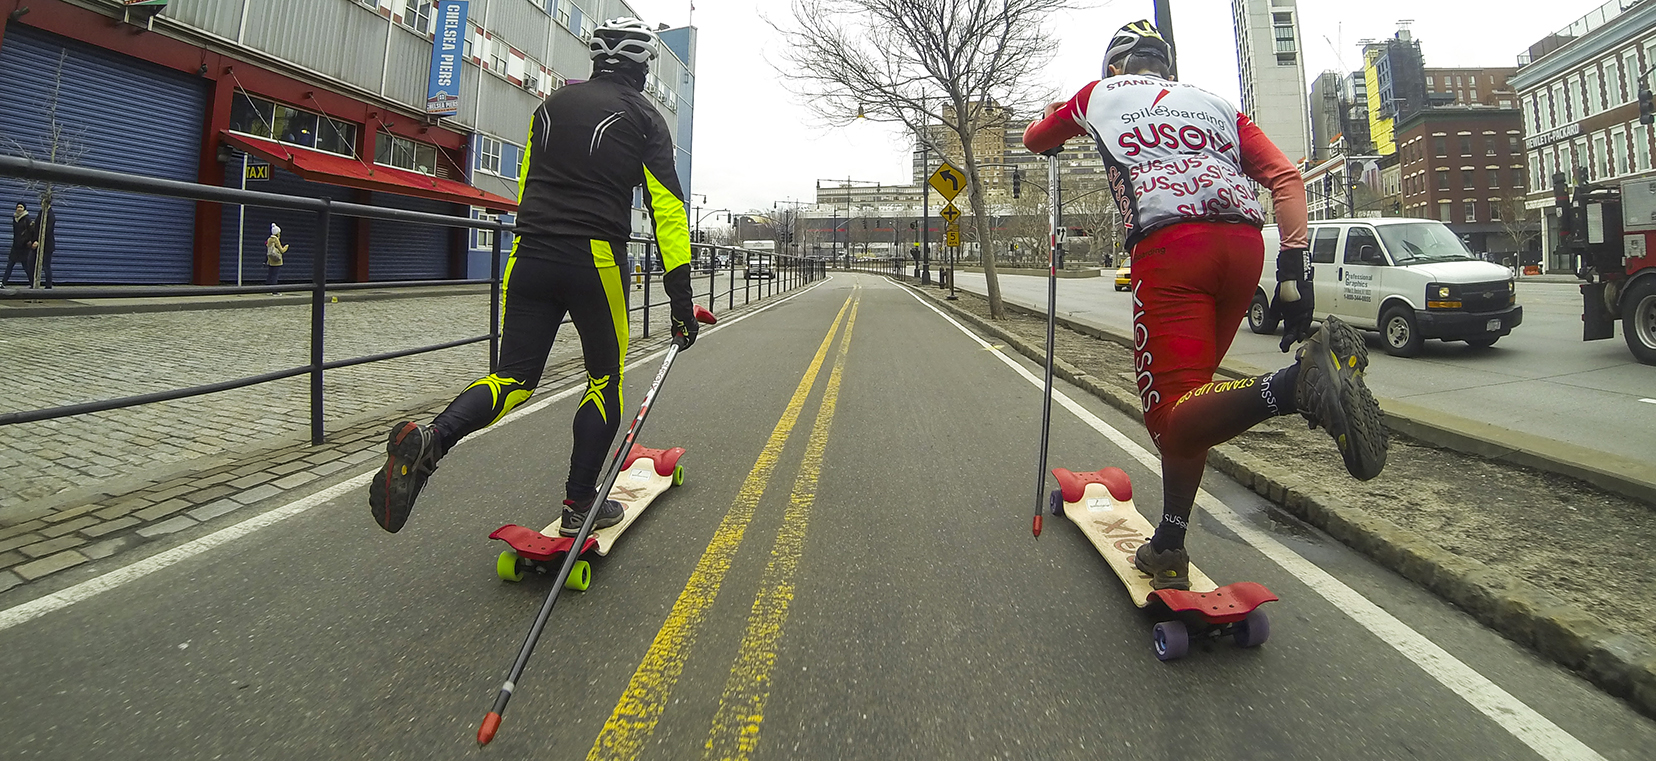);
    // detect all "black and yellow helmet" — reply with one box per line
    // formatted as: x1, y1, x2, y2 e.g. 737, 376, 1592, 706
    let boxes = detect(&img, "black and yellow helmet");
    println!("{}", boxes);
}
1104, 20, 1172, 76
